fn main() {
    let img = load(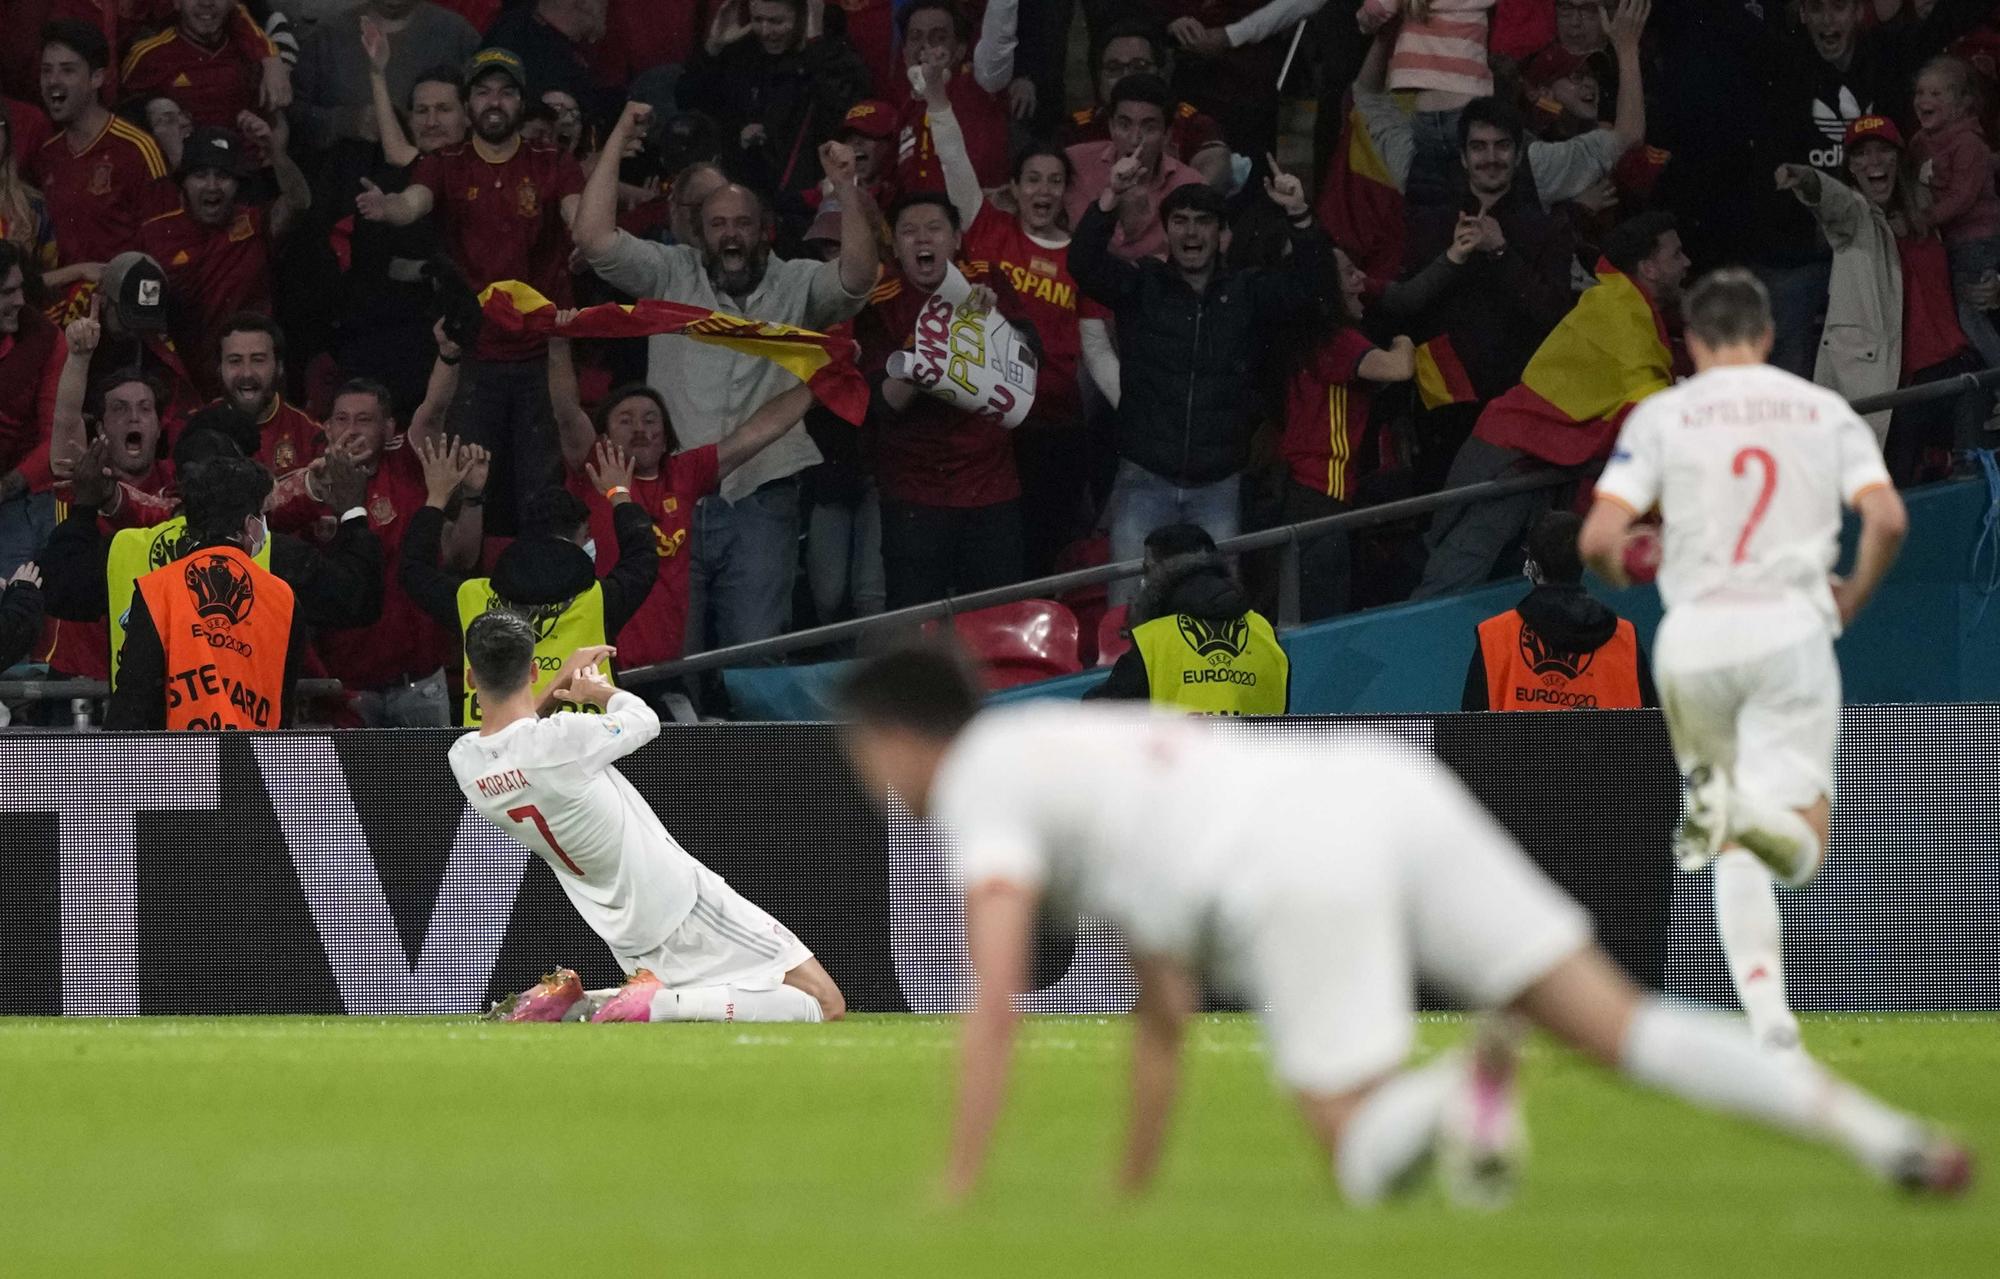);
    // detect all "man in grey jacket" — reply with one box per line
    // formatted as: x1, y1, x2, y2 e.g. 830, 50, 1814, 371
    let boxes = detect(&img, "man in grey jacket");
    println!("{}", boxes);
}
574, 101, 880, 653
